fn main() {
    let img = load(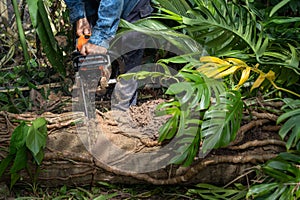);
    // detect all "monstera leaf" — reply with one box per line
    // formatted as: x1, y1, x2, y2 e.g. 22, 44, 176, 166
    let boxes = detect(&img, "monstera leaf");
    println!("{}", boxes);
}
201, 90, 243, 154
277, 99, 300, 150
155, 67, 226, 166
